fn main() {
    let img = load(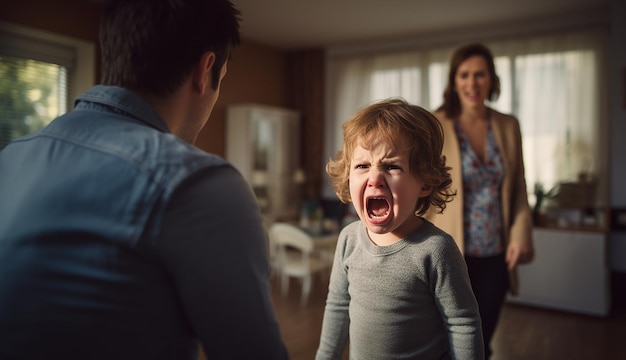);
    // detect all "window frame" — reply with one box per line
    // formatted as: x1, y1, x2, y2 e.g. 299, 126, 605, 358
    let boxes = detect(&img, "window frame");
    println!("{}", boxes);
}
0, 21, 96, 111
323, 27, 609, 208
